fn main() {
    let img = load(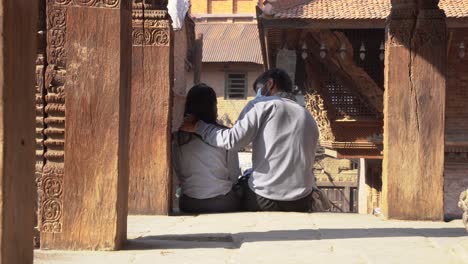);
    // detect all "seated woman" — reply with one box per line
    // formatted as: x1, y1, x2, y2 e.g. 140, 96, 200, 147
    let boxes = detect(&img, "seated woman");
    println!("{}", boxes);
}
173, 84, 241, 213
